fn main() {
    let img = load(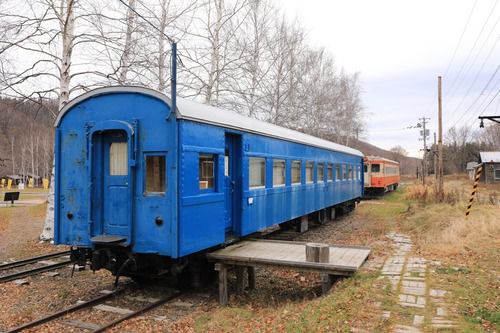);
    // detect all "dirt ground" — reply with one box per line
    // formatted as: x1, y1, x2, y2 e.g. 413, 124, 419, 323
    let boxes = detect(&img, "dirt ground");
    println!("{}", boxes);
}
0, 203, 54, 261
0, 177, 498, 332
